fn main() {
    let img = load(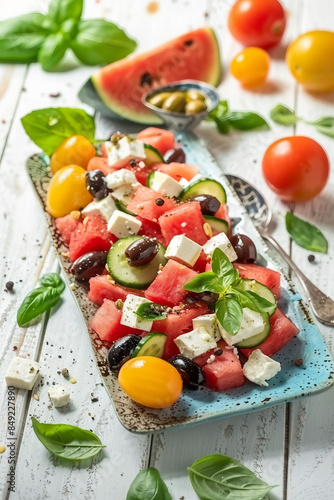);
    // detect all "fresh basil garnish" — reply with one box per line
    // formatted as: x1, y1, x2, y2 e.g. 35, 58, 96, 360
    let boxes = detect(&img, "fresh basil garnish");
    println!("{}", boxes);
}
286, 212, 328, 253
38, 32, 68, 72
31, 417, 105, 462
17, 272, 65, 326
48, 0, 83, 25
188, 454, 276, 500
135, 303, 167, 321
309, 116, 334, 139
183, 271, 225, 294
21, 107, 95, 156
270, 104, 299, 125
215, 295, 243, 335
126, 467, 171, 500
208, 100, 269, 134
